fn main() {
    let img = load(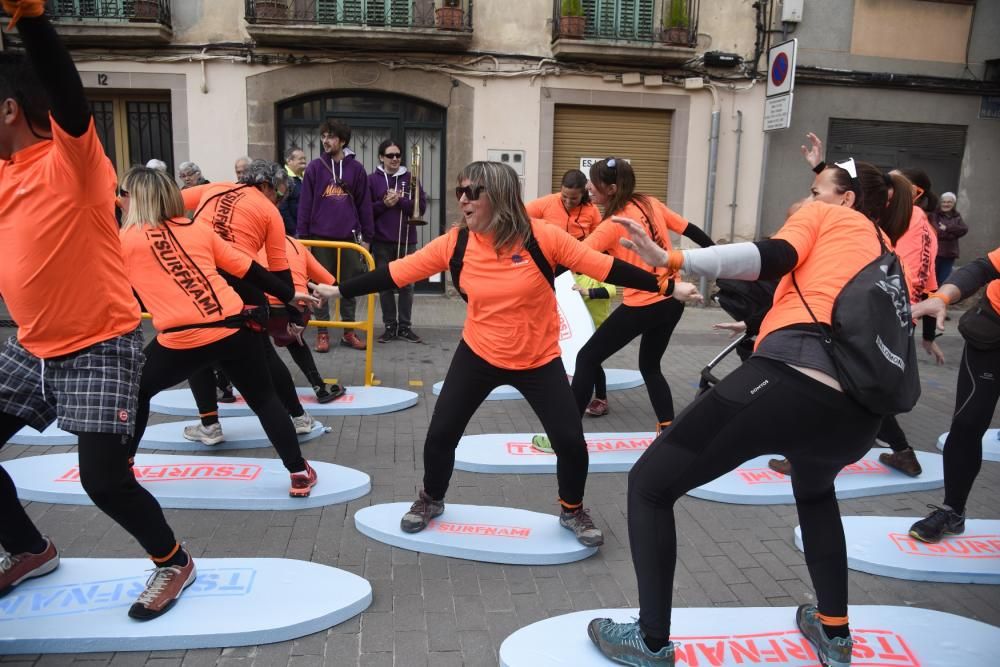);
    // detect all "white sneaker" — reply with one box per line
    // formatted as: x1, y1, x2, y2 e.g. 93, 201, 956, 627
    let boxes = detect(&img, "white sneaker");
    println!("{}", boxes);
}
291, 411, 315, 435
182, 422, 224, 446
